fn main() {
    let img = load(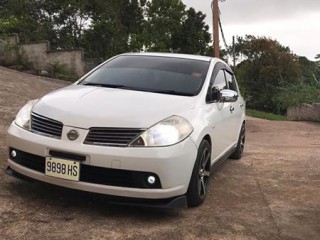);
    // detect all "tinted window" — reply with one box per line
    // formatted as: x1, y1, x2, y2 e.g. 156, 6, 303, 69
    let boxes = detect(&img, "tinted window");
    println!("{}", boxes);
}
80, 55, 210, 96
213, 70, 227, 90
225, 71, 237, 92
